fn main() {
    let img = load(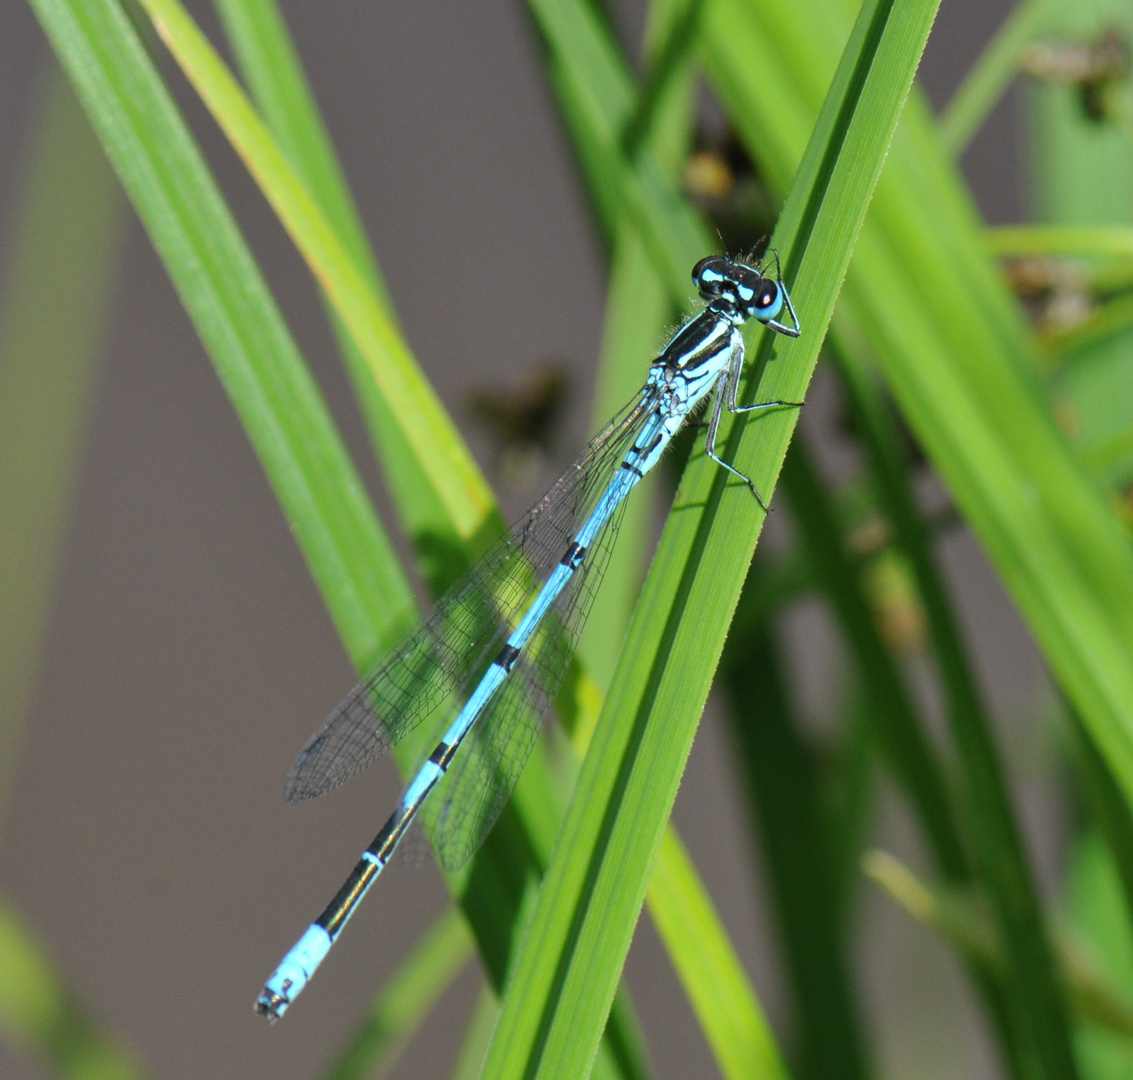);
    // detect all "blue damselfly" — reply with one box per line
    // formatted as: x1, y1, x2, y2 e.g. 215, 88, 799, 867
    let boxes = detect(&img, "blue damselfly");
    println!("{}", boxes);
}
256, 250, 800, 1021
